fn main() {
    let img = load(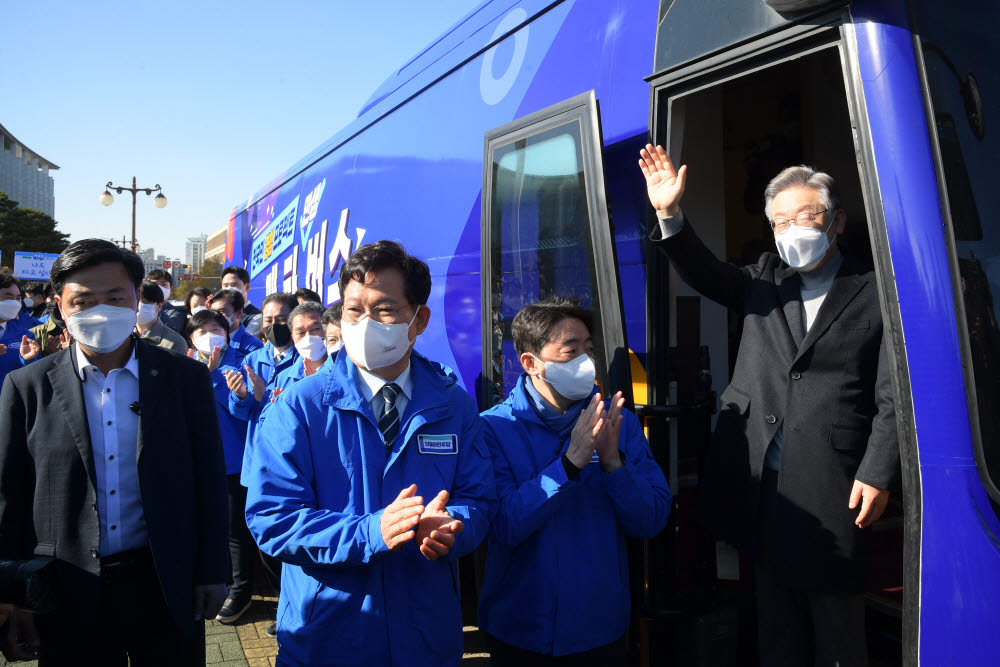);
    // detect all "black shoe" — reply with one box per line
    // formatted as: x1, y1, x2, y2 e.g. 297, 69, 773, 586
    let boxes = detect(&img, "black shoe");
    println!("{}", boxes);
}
265, 622, 277, 638
215, 596, 252, 624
